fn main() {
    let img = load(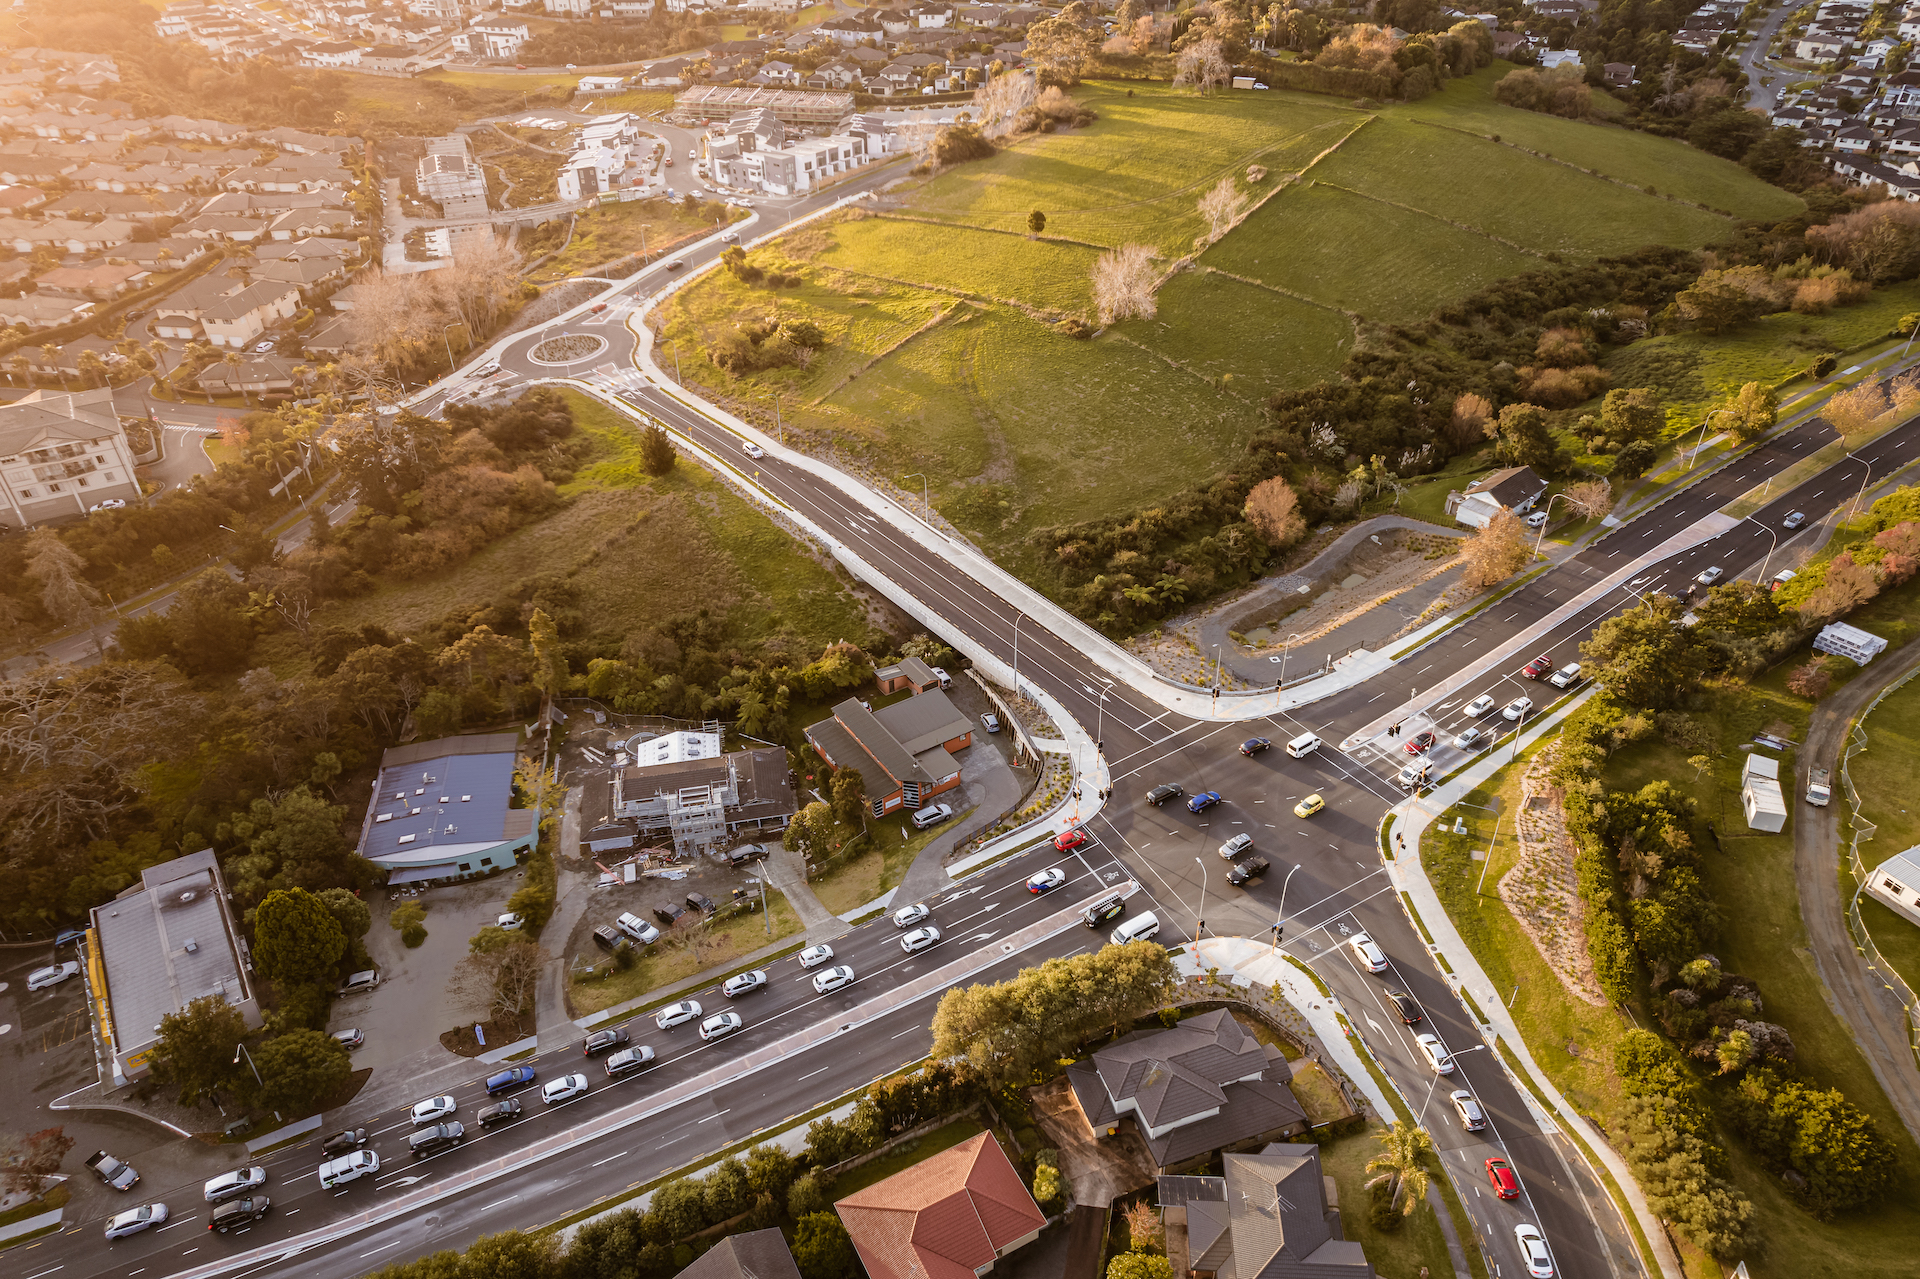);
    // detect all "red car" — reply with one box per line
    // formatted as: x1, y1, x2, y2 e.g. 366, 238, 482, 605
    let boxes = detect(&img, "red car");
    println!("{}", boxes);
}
1053, 827, 1089, 852
1521, 654, 1554, 680
1485, 1157, 1520, 1200
1403, 730, 1436, 755
590, 303, 608, 313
